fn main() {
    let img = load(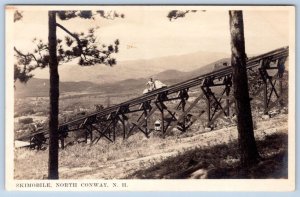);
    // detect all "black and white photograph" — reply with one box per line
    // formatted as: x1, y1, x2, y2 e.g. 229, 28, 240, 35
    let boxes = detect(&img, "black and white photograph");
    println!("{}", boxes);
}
5, 5, 295, 191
